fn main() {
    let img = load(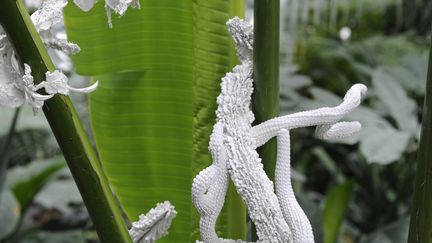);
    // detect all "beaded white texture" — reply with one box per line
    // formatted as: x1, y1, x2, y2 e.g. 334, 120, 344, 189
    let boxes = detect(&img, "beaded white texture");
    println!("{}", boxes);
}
192, 17, 367, 243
